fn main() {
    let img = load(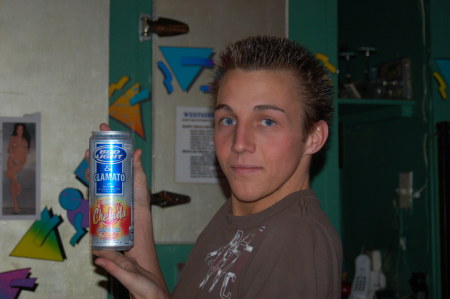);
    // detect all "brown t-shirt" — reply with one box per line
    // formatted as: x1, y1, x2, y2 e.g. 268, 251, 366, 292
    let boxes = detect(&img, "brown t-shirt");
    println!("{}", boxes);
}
172, 189, 342, 299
